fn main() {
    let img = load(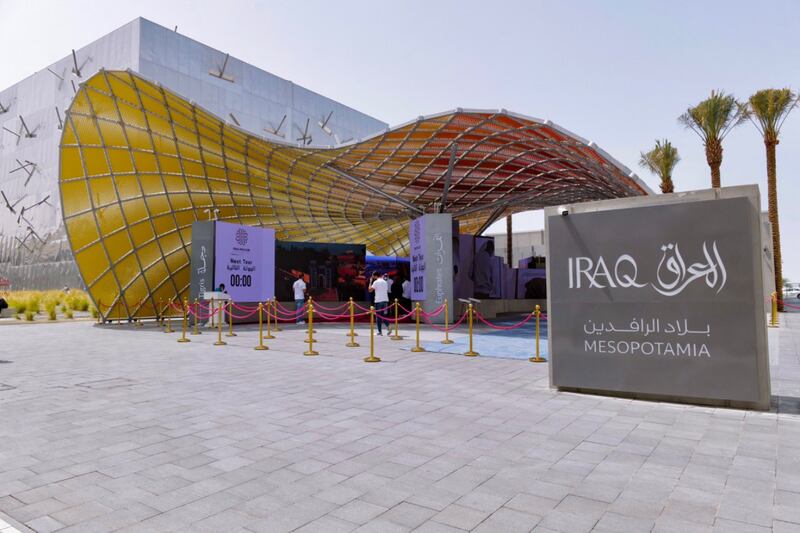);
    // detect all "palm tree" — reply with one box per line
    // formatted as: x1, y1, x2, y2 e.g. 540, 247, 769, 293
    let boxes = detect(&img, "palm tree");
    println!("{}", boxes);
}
639, 139, 680, 193
746, 88, 799, 311
678, 90, 747, 188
